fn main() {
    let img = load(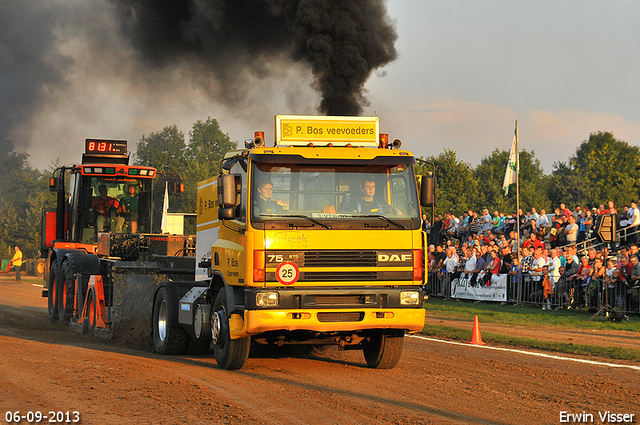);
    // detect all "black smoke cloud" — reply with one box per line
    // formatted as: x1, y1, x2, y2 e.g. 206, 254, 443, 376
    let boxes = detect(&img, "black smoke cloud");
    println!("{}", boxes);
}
0, 1, 70, 148
0, 0, 396, 157
111, 0, 398, 116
